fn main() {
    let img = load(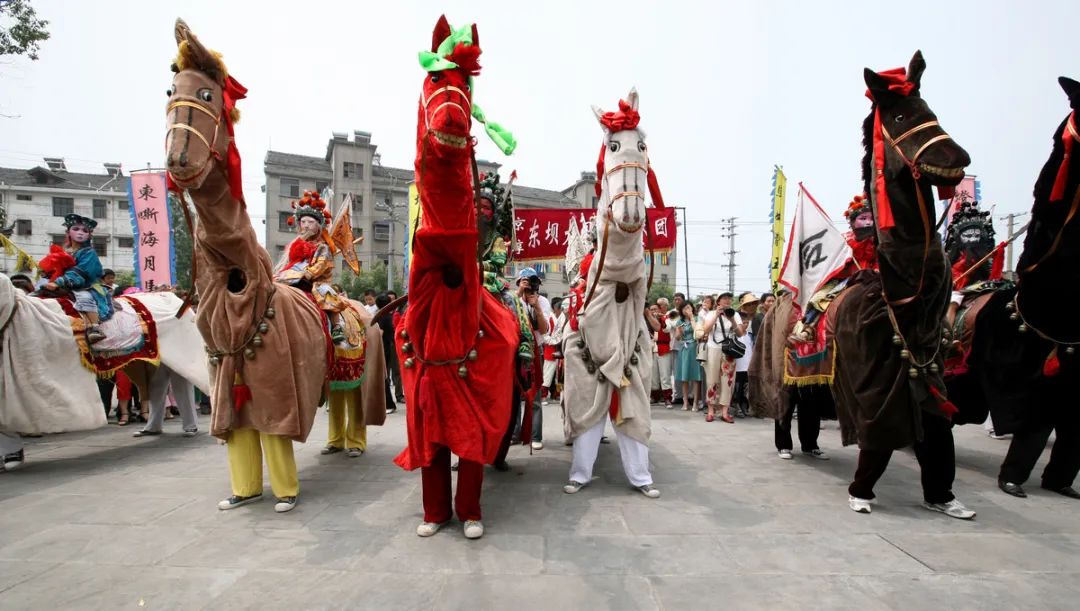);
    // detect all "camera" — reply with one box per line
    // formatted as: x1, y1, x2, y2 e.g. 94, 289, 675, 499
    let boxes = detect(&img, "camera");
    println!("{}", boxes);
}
724, 308, 736, 318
